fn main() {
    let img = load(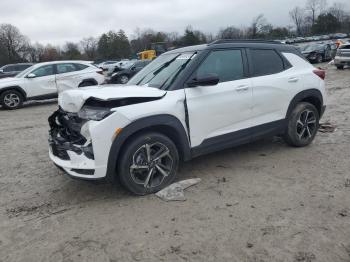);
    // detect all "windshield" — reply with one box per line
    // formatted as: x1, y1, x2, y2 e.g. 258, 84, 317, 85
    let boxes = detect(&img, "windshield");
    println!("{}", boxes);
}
16, 65, 36, 78
301, 44, 323, 52
127, 52, 196, 89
